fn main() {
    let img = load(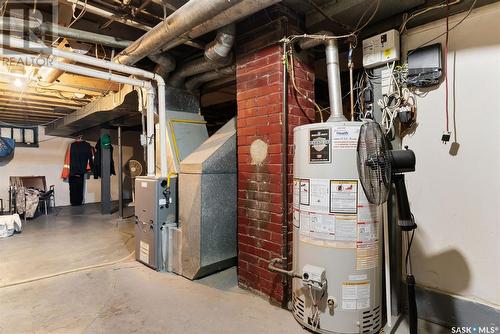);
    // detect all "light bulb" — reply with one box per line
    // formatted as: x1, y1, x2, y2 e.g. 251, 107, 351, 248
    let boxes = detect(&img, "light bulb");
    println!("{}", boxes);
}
13, 78, 23, 88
